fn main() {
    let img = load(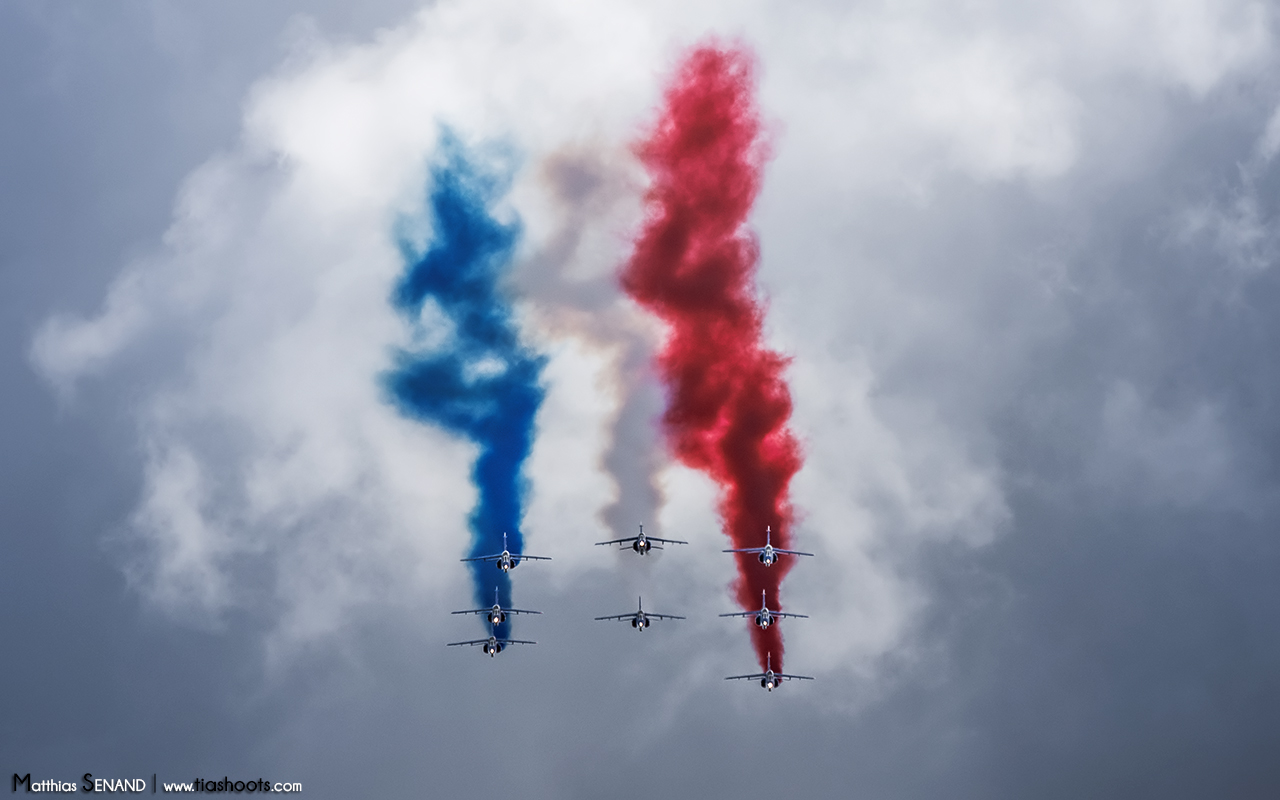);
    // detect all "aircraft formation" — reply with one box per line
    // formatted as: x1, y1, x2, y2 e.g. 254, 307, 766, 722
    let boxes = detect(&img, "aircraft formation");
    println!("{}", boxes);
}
447, 523, 816, 690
